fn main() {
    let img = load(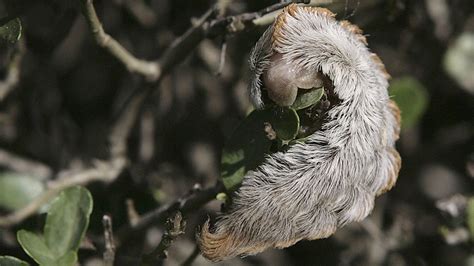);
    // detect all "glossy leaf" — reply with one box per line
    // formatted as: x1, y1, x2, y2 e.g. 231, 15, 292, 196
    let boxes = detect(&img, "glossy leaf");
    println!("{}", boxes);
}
270, 107, 300, 141
0, 256, 29, 266
221, 110, 273, 190
0, 18, 22, 43
389, 77, 429, 130
0, 172, 45, 211
220, 106, 303, 190
291, 87, 324, 110
57, 251, 77, 266
17, 230, 56, 266
44, 186, 93, 258
16, 187, 92, 266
